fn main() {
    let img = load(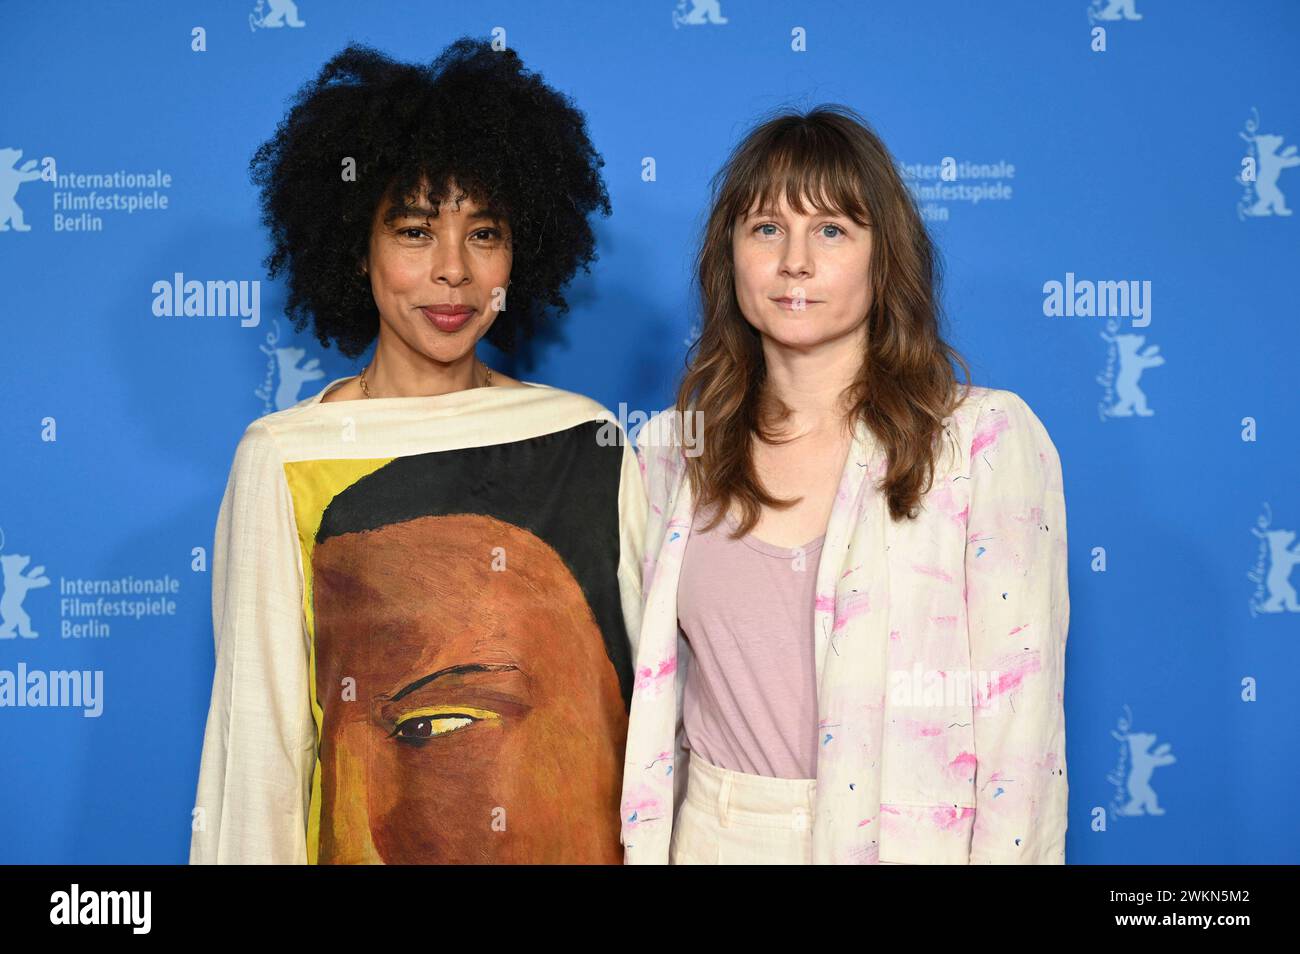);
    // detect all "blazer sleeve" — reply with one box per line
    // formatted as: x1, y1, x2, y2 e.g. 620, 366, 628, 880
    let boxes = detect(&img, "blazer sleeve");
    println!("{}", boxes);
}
632, 411, 670, 513
964, 390, 1070, 864
631, 411, 694, 825
189, 419, 316, 864
617, 423, 647, 664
